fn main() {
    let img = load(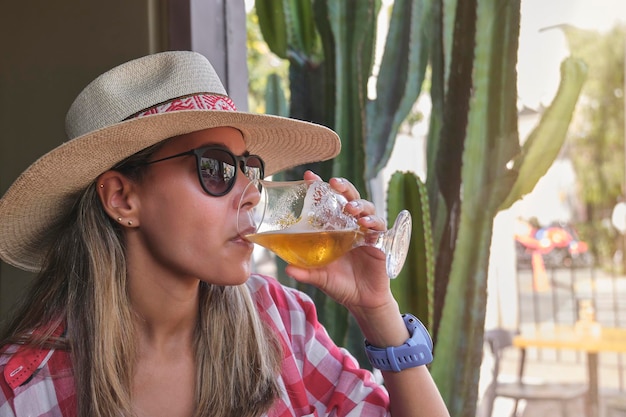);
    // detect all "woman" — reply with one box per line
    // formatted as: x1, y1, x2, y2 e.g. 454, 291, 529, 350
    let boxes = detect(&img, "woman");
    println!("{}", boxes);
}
0, 51, 449, 417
